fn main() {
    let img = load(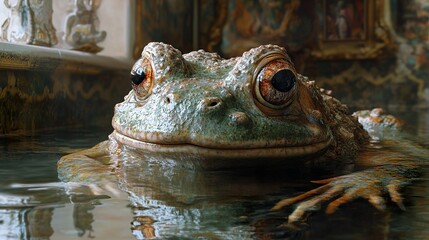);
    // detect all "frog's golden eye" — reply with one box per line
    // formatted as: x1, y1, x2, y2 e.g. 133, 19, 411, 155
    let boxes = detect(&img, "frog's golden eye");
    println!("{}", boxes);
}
130, 58, 153, 99
255, 59, 297, 109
